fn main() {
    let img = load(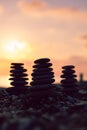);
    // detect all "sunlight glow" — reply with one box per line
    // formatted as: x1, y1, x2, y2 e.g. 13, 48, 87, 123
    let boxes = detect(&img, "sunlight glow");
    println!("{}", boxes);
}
2, 40, 32, 60
5, 41, 25, 53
